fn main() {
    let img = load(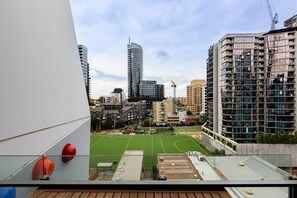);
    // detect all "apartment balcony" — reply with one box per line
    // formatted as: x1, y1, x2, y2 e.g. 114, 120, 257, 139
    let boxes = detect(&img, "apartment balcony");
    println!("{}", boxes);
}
222, 52, 233, 57
255, 40, 264, 44
223, 58, 233, 63
223, 39, 233, 46
224, 46, 233, 50
289, 40, 295, 46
